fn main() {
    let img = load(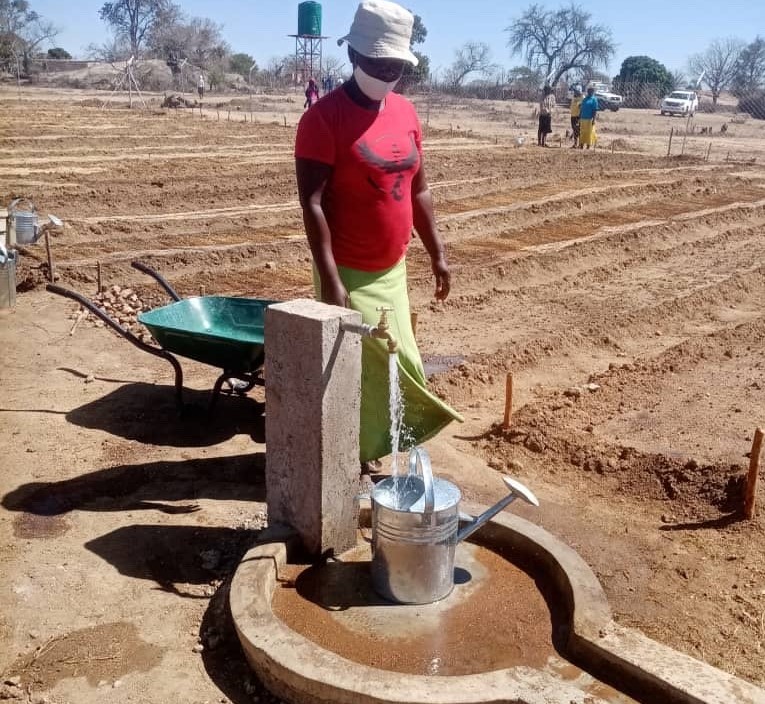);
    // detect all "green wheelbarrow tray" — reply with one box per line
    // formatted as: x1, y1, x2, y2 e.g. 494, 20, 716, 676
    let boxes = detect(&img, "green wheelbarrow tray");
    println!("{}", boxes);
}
47, 261, 281, 414
138, 296, 278, 374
